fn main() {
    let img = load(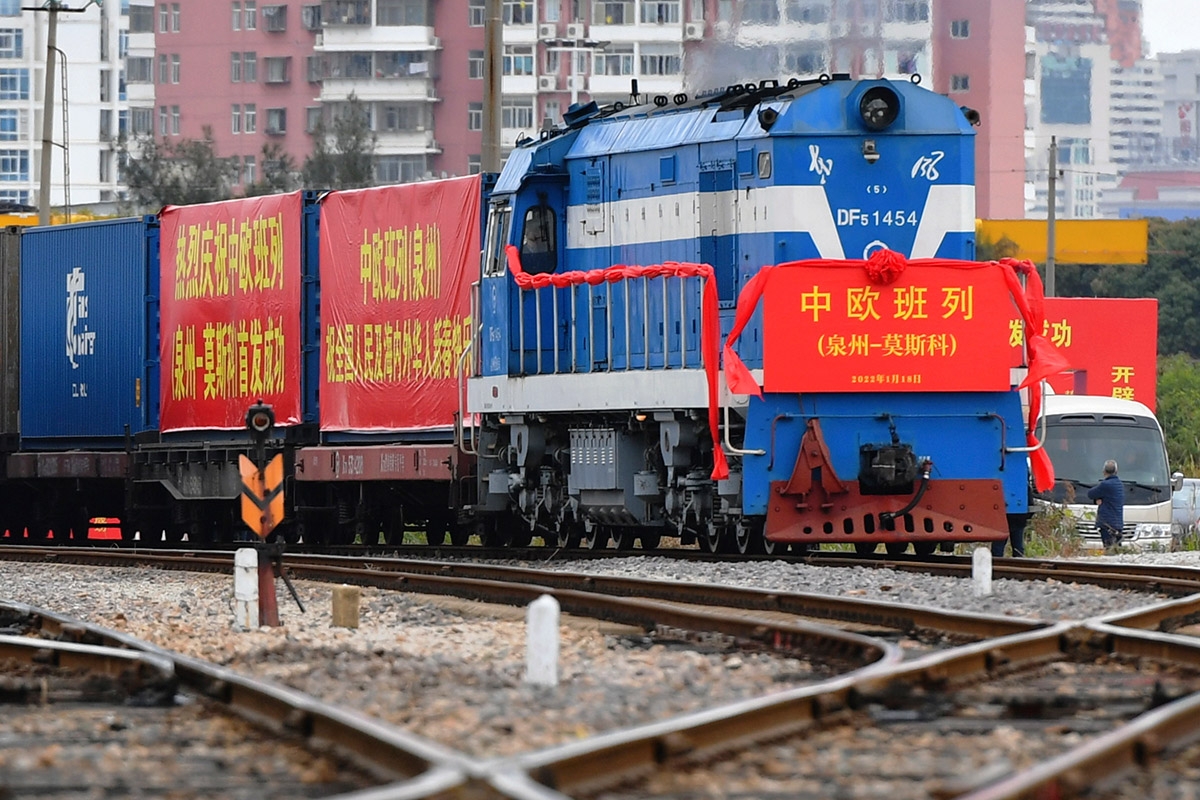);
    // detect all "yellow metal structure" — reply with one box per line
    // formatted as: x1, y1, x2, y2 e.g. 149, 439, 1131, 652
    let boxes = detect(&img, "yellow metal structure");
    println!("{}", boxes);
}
977, 219, 1148, 265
